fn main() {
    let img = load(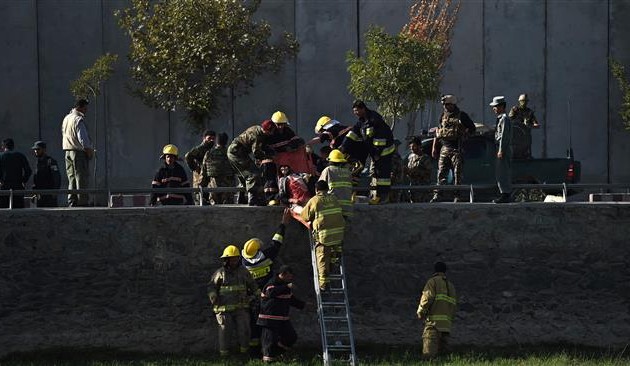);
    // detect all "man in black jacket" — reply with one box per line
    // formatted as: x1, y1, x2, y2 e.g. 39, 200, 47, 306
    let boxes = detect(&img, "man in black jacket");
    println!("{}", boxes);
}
257, 265, 305, 363
0, 138, 32, 208
31, 141, 61, 207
